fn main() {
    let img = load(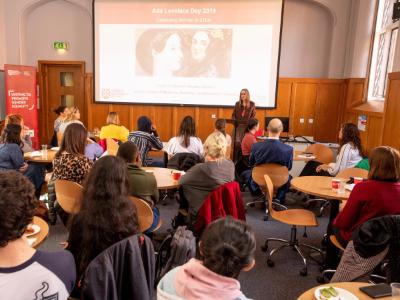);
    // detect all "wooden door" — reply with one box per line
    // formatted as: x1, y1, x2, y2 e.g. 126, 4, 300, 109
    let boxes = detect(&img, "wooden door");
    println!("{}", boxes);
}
38, 61, 85, 144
